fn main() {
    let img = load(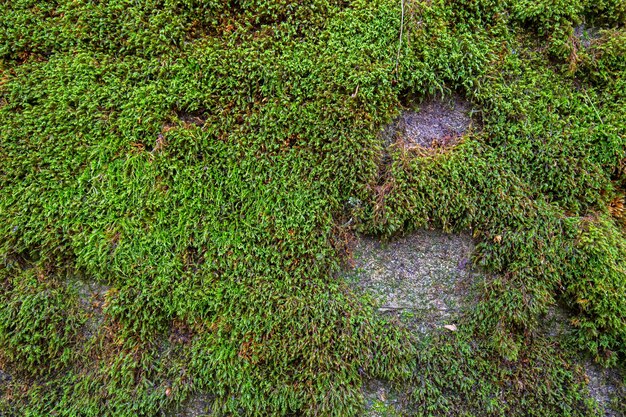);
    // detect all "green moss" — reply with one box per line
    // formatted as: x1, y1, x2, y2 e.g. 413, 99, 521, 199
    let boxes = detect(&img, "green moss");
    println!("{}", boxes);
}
565, 215, 626, 365
0, 266, 85, 376
1, 0, 625, 415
